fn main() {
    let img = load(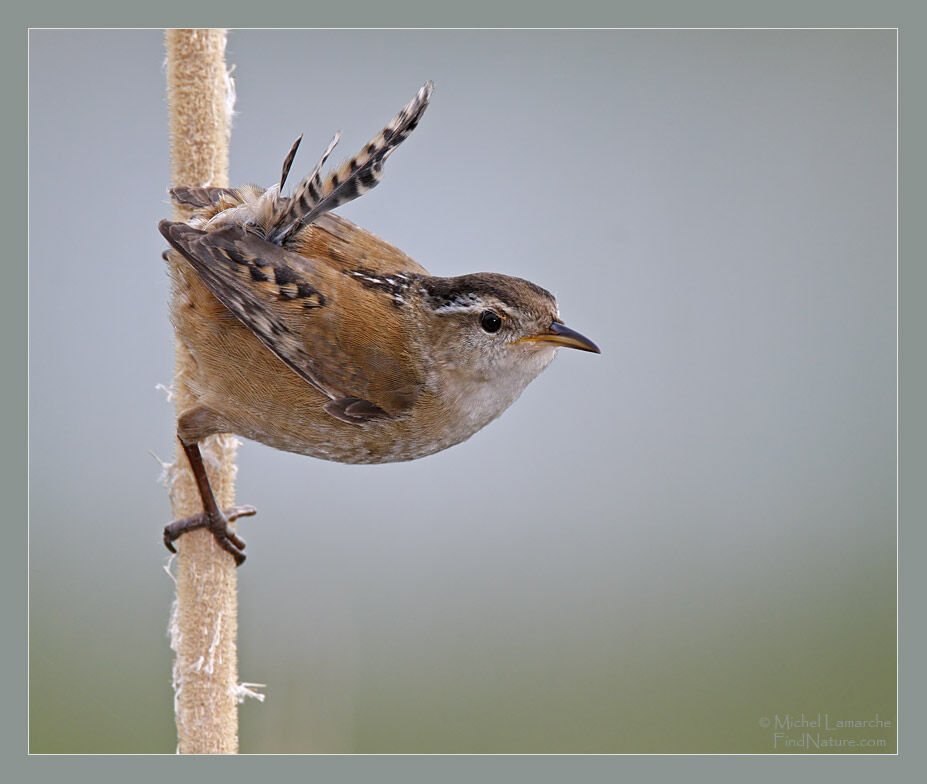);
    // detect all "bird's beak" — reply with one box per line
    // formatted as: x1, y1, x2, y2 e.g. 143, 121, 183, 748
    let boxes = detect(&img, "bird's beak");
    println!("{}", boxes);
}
517, 322, 601, 353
